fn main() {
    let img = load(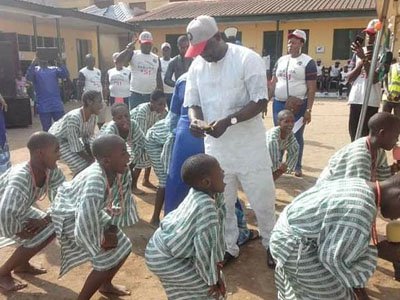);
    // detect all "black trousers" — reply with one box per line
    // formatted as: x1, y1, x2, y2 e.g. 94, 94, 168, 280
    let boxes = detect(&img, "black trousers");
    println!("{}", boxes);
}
348, 104, 379, 142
